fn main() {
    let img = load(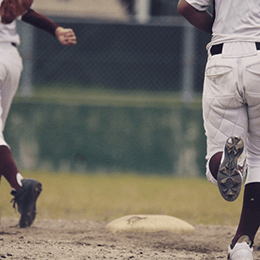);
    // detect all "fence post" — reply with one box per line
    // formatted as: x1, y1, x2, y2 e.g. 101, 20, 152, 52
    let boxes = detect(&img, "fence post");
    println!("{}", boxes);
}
135, 0, 151, 23
17, 22, 34, 97
181, 24, 195, 102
